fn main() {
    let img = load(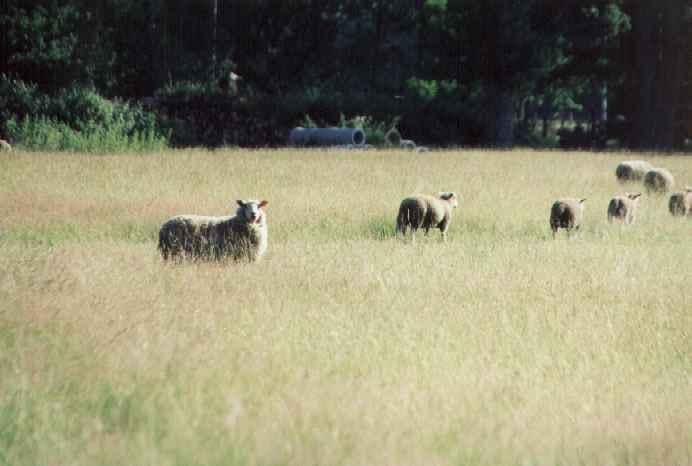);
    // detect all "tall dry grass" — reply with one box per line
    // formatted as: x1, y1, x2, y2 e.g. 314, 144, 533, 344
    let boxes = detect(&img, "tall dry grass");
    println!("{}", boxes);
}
0, 148, 690, 466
